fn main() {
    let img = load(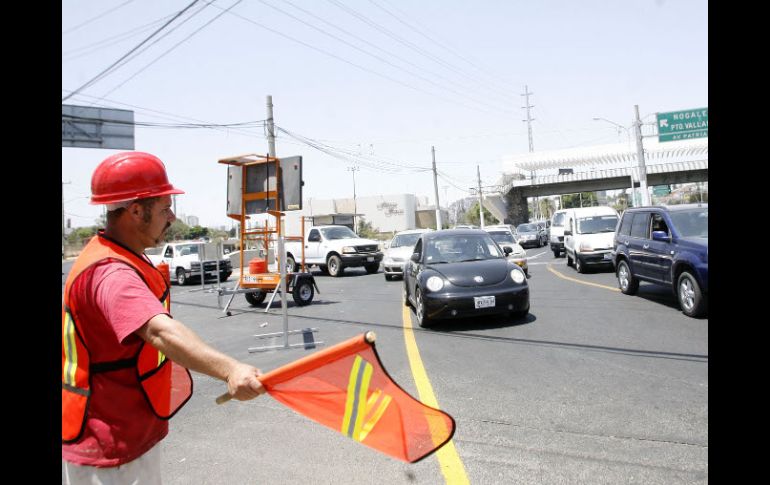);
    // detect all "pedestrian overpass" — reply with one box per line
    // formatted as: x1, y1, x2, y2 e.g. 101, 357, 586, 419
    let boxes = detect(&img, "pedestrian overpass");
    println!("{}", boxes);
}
483, 138, 708, 225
